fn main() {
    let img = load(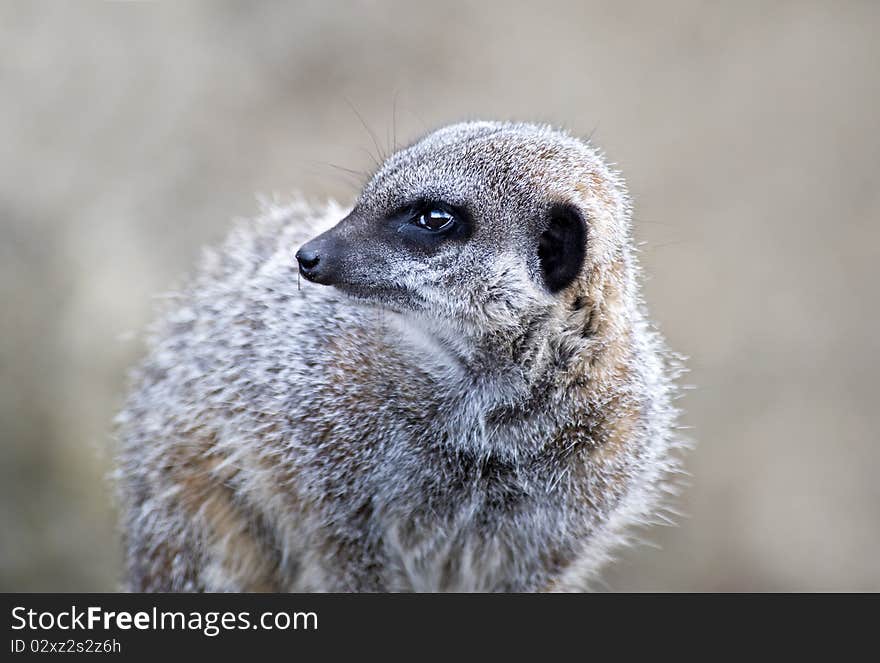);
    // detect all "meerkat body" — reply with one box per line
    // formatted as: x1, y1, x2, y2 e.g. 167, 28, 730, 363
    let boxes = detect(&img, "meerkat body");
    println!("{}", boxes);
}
116, 121, 683, 591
